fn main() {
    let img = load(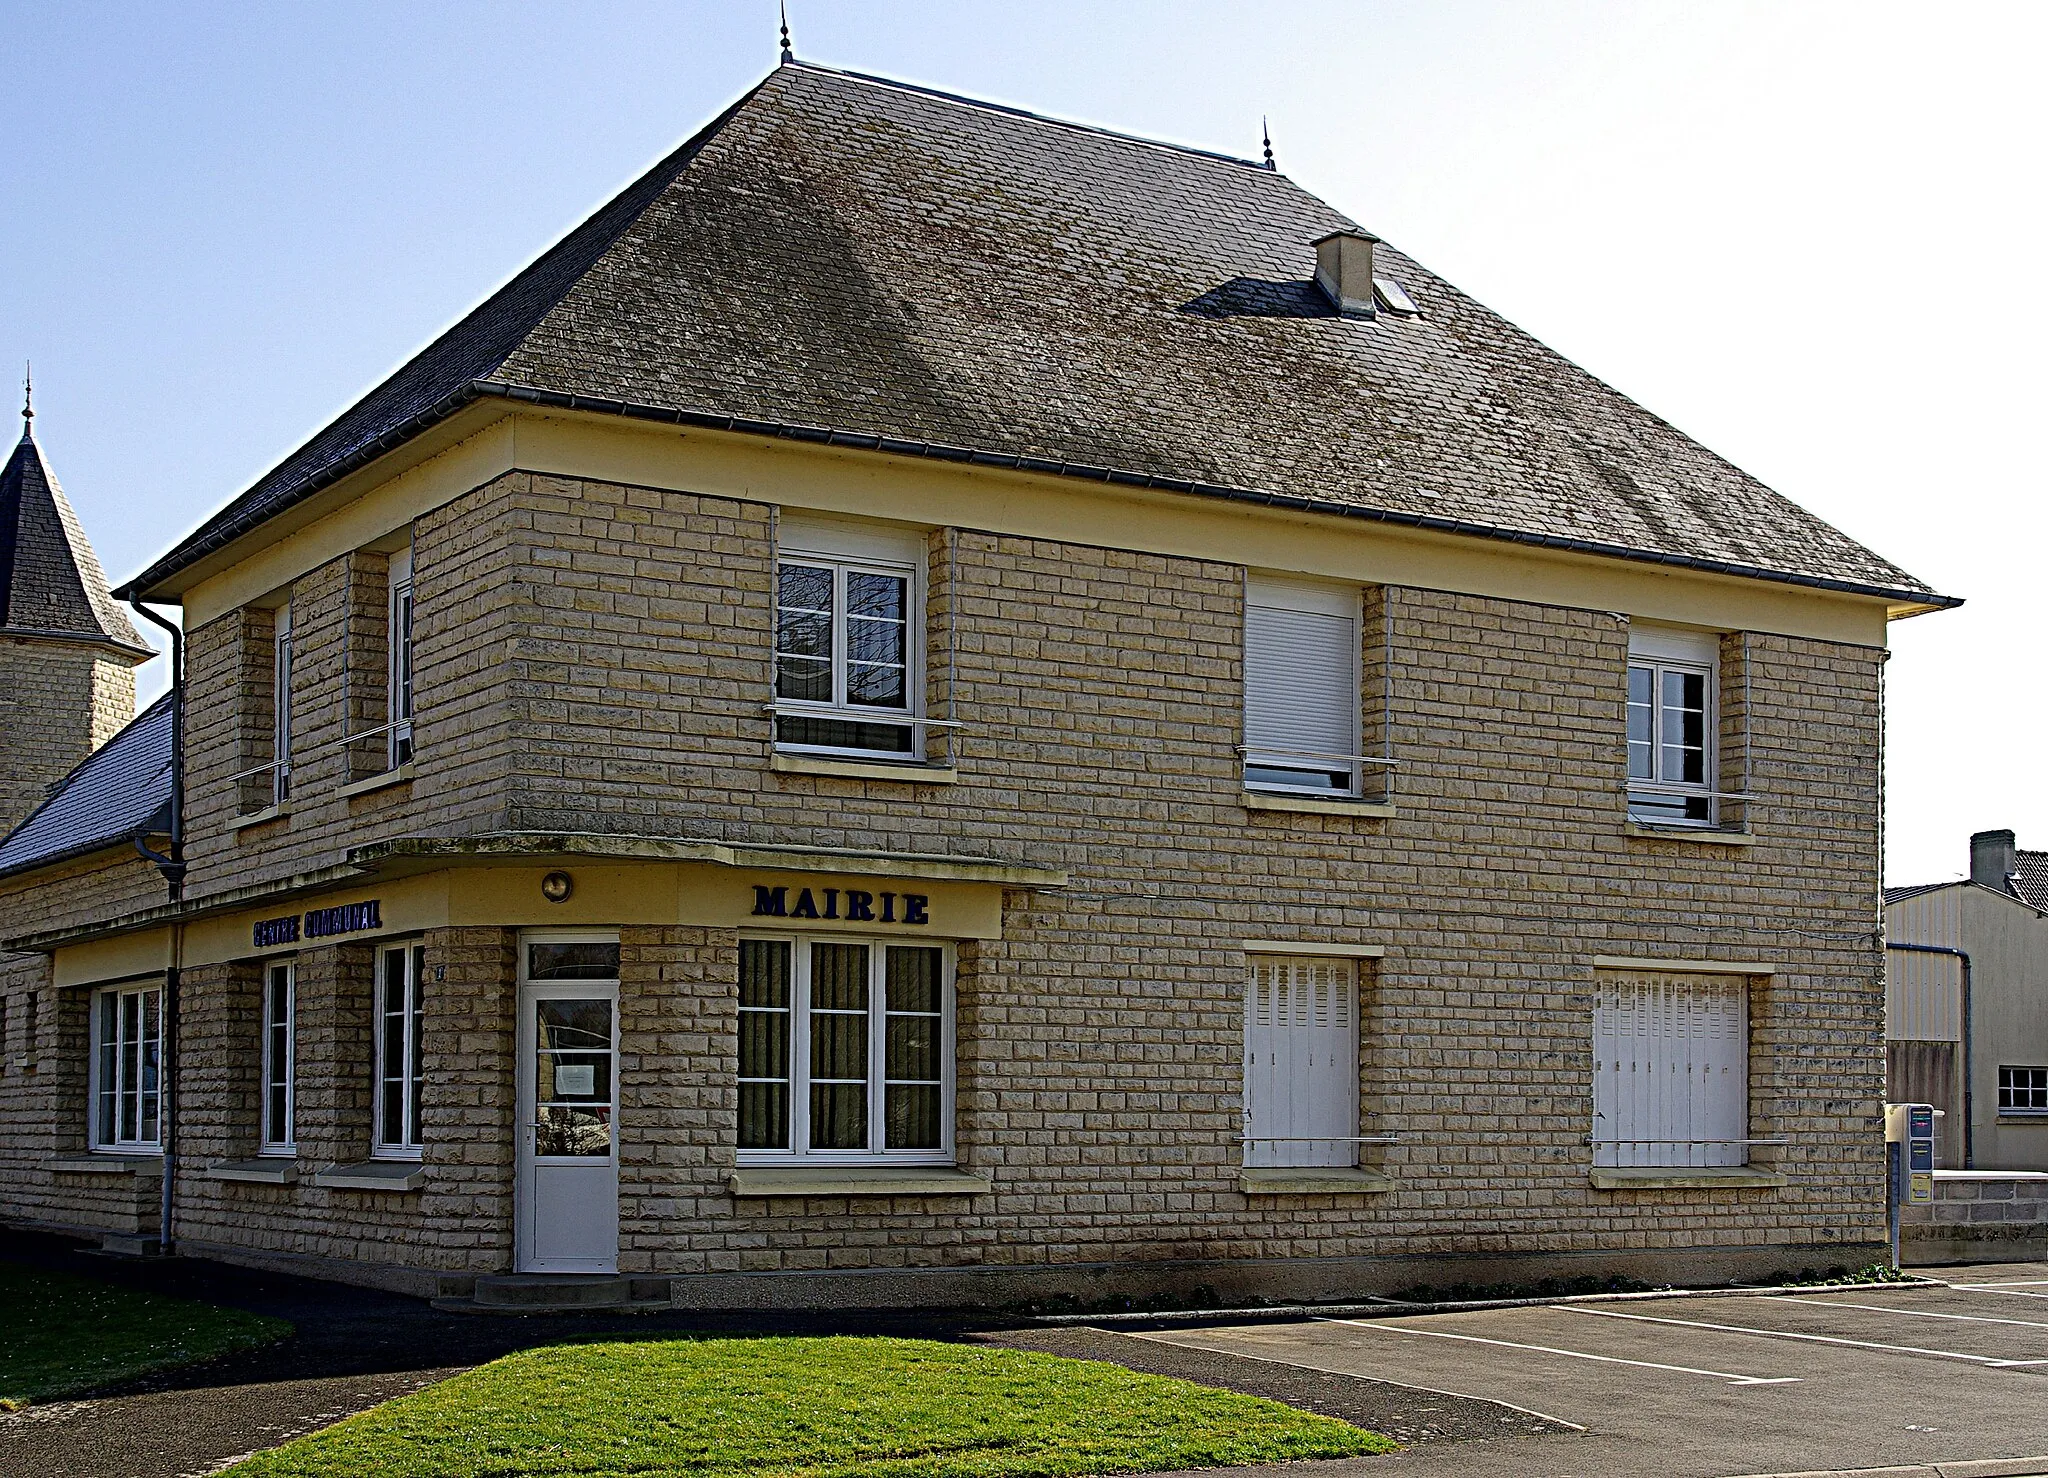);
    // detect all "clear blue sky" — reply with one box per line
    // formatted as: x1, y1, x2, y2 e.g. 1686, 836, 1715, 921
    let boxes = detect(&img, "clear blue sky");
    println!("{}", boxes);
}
6, 1, 2042, 884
